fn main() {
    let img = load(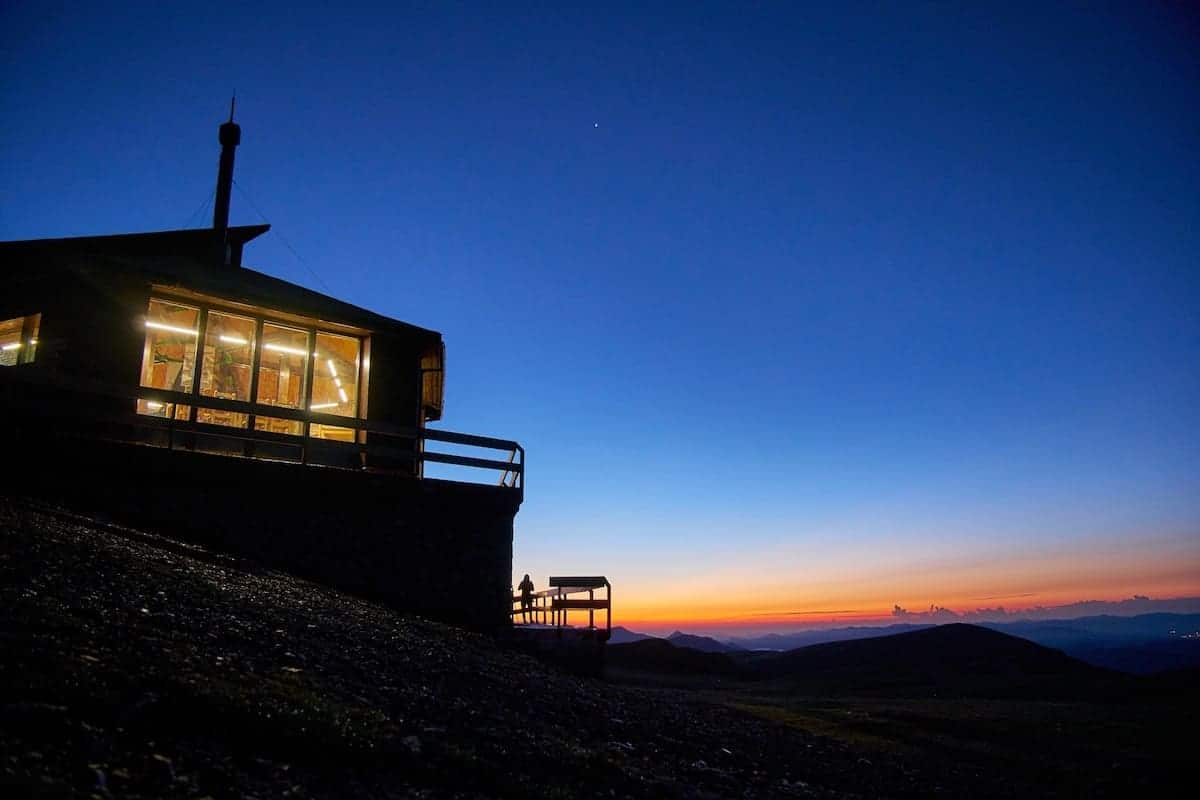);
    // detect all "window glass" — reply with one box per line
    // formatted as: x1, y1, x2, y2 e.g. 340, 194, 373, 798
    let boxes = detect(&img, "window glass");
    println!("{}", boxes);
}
140, 300, 199, 392
196, 407, 249, 429
310, 422, 356, 442
136, 399, 191, 420
254, 416, 304, 436
199, 311, 256, 401
257, 323, 310, 409
0, 314, 40, 366
312, 332, 360, 418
